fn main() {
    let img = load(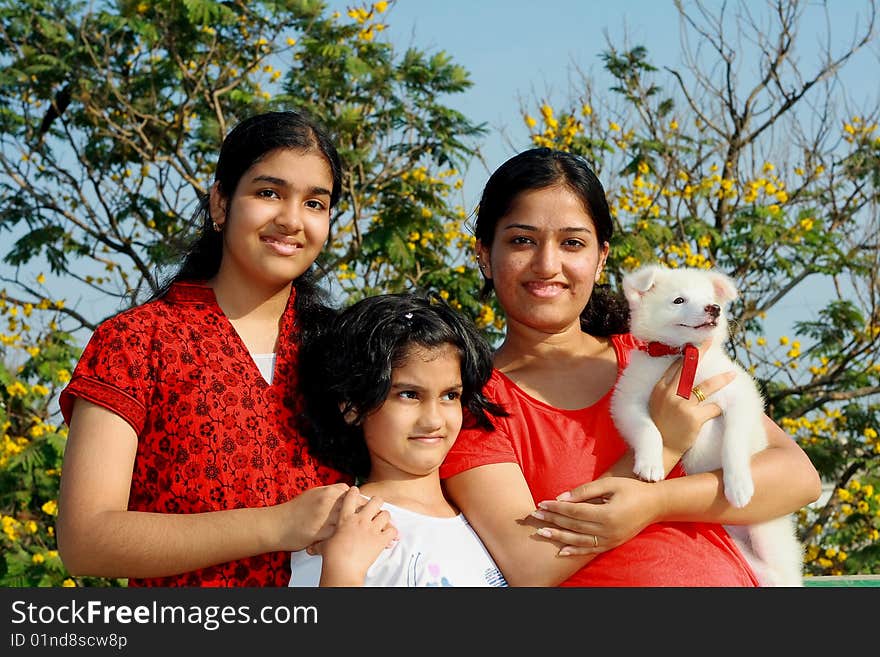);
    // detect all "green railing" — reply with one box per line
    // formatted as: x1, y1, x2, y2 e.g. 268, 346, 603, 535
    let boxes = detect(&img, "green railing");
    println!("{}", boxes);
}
803, 575, 880, 587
